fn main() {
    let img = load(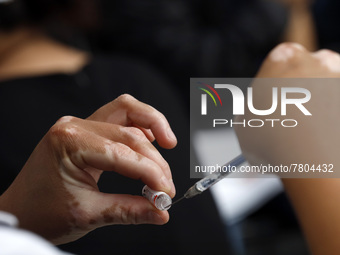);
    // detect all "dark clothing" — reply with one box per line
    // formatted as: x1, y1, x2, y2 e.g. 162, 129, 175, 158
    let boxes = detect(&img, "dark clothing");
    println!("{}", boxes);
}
314, 0, 340, 53
0, 56, 230, 255
94, 0, 287, 80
